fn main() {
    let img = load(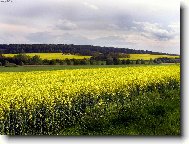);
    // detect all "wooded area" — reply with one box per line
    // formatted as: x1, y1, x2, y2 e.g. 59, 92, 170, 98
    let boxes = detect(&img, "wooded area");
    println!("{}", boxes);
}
0, 44, 180, 66
0, 44, 178, 55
